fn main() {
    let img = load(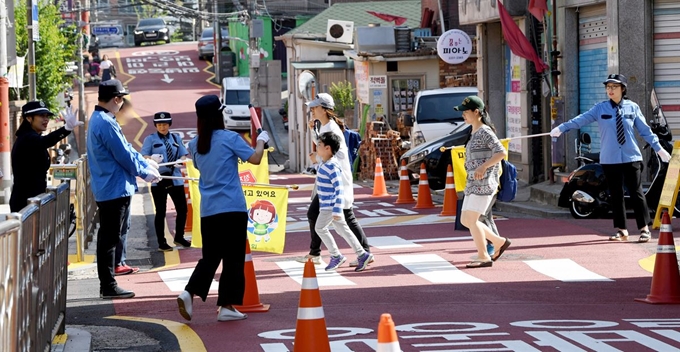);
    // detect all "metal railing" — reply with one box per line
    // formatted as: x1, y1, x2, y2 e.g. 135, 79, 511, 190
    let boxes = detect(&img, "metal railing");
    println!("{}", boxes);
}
1, 182, 70, 352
